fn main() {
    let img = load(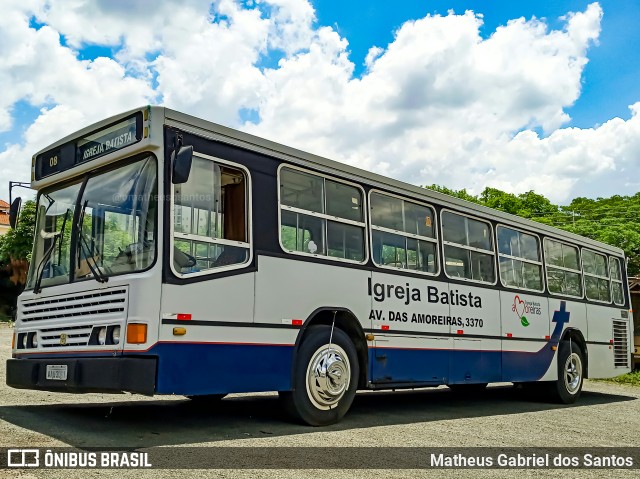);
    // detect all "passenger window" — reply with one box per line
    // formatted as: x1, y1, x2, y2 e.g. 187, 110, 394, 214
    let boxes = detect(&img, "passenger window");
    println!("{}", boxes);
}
582, 250, 610, 303
173, 158, 250, 274
544, 239, 582, 298
497, 226, 543, 291
442, 211, 495, 283
281, 210, 325, 255
370, 192, 437, 274
279, 167, 365, 262
280, 168, 324, 214
370, 193, 403, 231
325, 180, 363, 222
327, 221, 364, 261
609, 257, 625, 305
